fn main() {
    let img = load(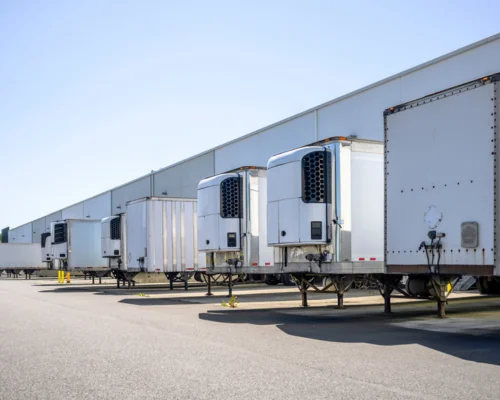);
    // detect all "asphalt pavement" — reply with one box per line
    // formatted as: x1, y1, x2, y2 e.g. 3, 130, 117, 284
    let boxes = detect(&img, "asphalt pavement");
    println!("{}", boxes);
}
1, 279, 500, 400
